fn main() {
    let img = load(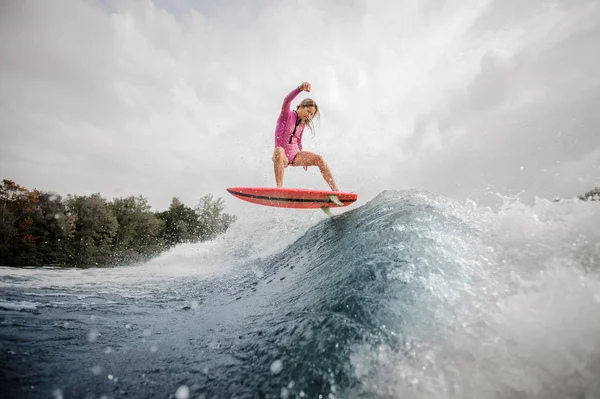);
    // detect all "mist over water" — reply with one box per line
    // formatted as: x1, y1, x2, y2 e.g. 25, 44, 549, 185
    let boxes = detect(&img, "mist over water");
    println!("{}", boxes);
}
353, 193, 600, 399
1, 190, 599, 398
